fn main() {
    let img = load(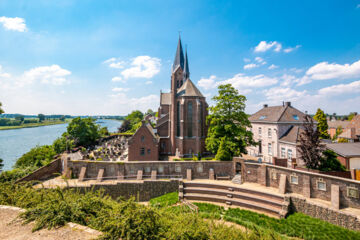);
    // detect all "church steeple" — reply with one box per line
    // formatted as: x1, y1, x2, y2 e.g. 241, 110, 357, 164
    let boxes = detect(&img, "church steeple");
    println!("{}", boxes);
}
172, 36, 184, 72
183, 47, 190, 80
